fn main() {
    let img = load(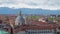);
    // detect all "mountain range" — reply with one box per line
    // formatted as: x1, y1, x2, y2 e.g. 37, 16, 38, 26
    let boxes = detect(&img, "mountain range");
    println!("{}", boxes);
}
0, 7, 60, 15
